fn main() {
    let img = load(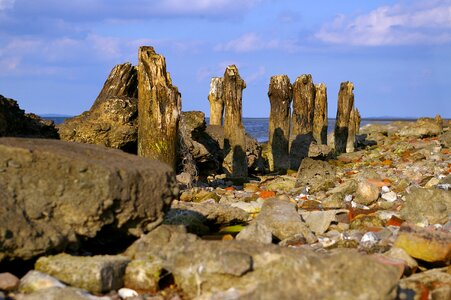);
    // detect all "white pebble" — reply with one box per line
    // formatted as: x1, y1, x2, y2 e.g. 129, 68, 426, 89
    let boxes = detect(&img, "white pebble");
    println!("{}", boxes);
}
381, 191, 397, 202
381, 186, 390, 193
344, 194, 353, 202
118, 288, 138, 299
